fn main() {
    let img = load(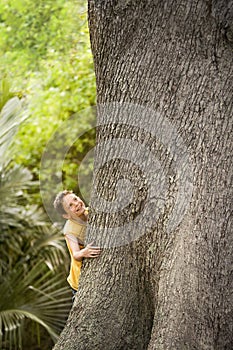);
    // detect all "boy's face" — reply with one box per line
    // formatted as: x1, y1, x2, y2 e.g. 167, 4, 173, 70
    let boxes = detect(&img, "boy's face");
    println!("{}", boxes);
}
62, 193, 86, 220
